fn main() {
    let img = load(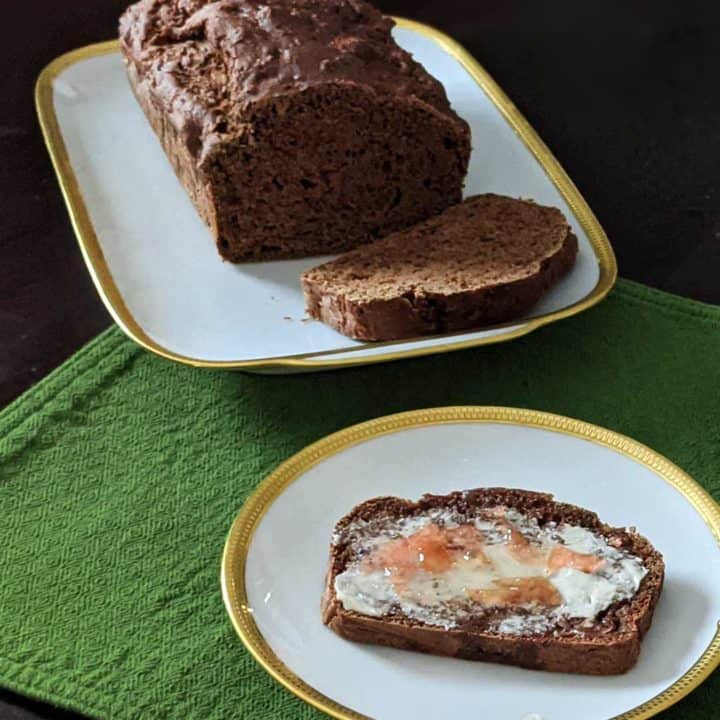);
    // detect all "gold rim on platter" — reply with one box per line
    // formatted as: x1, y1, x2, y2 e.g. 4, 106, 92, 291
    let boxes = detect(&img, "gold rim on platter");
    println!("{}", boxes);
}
221, 406, 720, 720
35, 20, 617, 372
